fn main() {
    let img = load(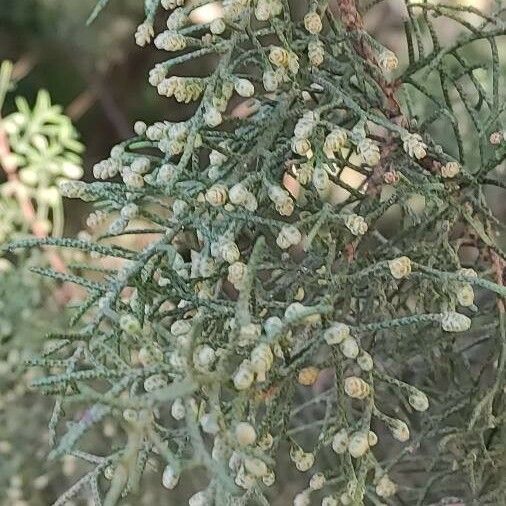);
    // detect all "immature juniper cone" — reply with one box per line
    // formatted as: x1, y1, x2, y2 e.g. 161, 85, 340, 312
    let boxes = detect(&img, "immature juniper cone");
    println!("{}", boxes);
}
9, 1, 506, 505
